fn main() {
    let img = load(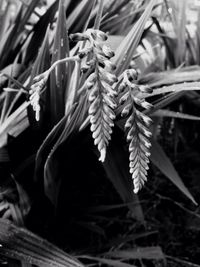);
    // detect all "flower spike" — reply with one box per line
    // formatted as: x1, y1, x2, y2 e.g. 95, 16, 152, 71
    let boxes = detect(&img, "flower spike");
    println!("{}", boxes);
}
72, 29, 117, 162
118, 69, 153, 193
